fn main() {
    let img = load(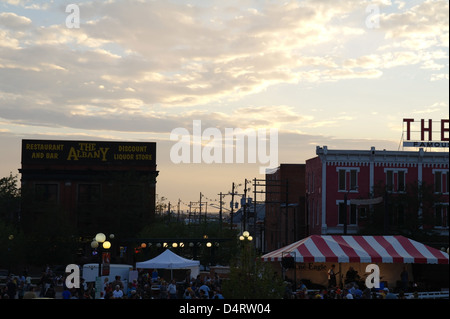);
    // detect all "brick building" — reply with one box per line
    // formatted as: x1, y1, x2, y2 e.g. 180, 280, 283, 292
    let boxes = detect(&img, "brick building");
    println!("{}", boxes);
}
19, 139, 158, 238
305, 146, 449, 236
265, 164, 307, 252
